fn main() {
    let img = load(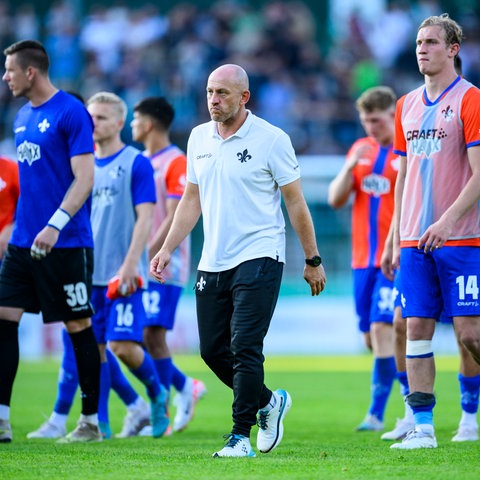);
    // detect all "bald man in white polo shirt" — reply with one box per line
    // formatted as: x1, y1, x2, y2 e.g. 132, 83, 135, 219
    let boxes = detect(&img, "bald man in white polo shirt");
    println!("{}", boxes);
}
150, 64, 326, 458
